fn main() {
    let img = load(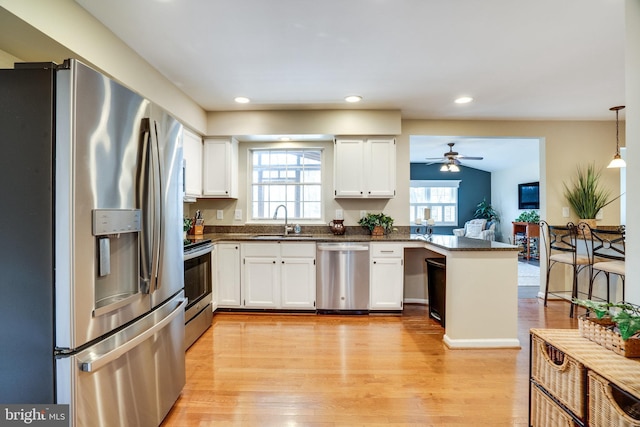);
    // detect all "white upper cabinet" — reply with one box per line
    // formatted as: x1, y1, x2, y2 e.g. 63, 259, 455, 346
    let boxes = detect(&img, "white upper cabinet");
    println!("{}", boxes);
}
334, 137, 396, 198
182, 129, 202, 201
202, 138, 238, 198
